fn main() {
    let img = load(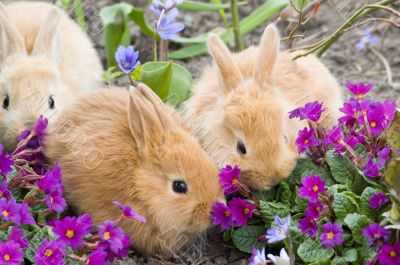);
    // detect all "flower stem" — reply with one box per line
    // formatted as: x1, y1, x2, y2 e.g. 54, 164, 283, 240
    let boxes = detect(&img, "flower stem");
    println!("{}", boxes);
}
230, 0, 243, 51
287, 233, 295, 265
153, 34, 158, 62
67, 254, 85, 263
159, 39, 168, 61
